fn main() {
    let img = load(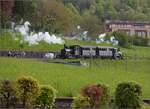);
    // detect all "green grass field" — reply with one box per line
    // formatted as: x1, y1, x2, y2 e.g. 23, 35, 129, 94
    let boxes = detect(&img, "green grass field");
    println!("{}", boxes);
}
0, 57, 149, 99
